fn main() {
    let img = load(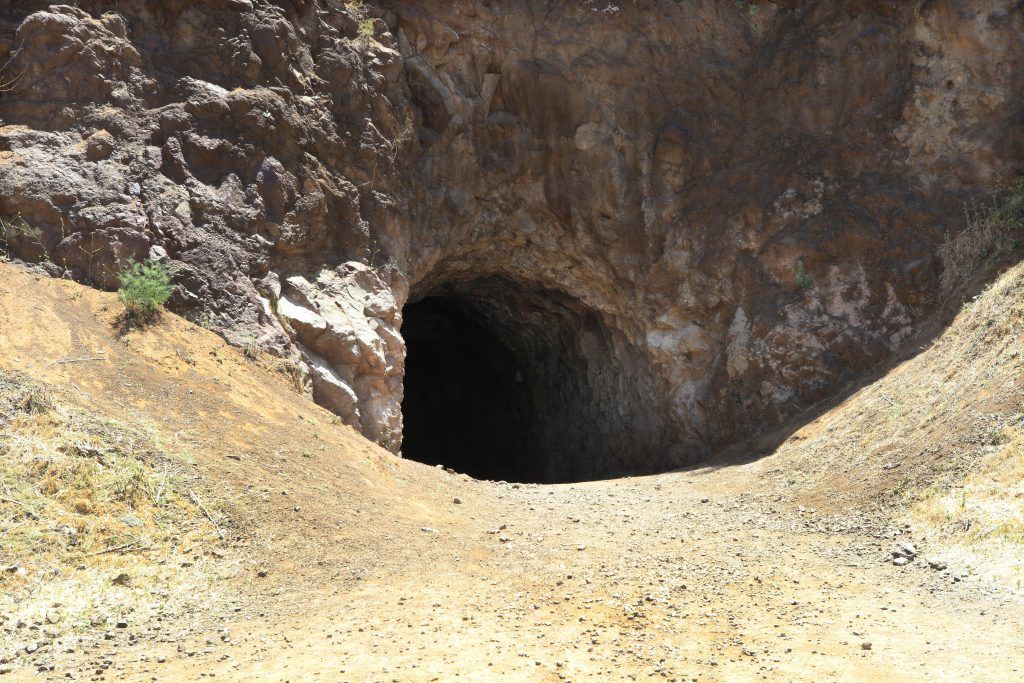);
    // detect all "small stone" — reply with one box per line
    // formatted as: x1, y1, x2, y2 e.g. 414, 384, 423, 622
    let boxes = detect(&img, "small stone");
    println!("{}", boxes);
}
892, 557, 909, 566
700, 498, 710, 504
453, 497, 463, 505
861, 642, 872, 651
928, 559, 947, 571
892, 541, 917, 559
85, 130, 115, 161
120, 514, 143, 528
157, 655, 167, 664
111, 572, 131, 586
116, 620, 129, 629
